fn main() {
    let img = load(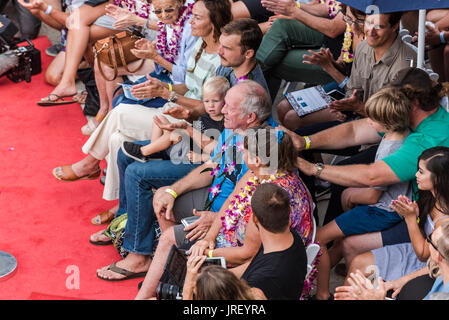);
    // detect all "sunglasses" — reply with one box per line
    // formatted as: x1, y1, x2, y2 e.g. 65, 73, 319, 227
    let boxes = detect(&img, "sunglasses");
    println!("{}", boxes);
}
426, 232, 449, 261
153, 8, 176, 15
